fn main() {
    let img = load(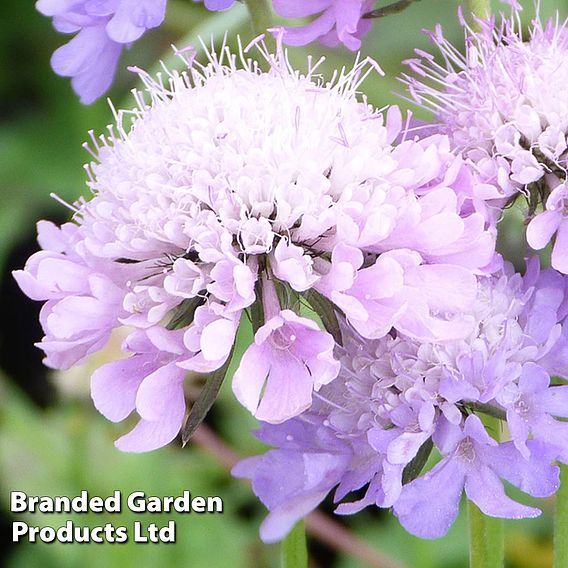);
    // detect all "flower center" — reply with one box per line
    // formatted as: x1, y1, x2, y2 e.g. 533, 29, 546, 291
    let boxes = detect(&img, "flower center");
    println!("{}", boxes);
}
457, 438, 476, 463
514, 397, 531, 419
270, 326, 297, 351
